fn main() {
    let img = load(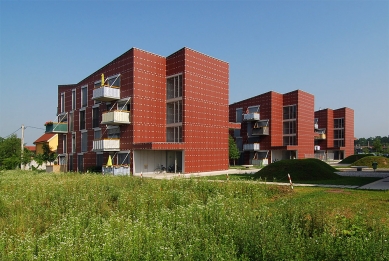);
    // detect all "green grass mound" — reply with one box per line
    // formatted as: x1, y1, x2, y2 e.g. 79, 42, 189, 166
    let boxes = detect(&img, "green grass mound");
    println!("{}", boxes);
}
339, 154, 374, 164
253, 158, 340, 181
352, 156, 389, 168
